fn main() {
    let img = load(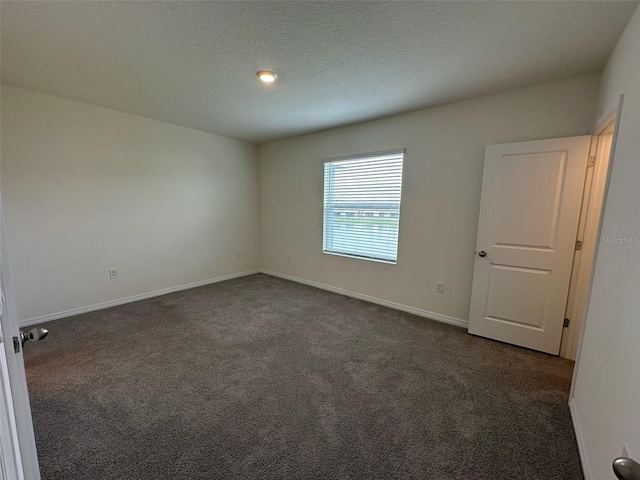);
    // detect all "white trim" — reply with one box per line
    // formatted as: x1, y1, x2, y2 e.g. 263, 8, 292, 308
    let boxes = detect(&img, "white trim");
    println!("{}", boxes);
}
19, 267, 468, 330
259, 269, 468, 329
592, 105, 618, 136
569, 397, 592, 480
0, 340, 24, 480
570, 94, 624, 400
322, 250, 396, 265
1, 200, 40, 480
19, 270, 259, 327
